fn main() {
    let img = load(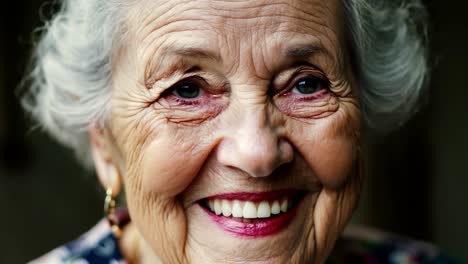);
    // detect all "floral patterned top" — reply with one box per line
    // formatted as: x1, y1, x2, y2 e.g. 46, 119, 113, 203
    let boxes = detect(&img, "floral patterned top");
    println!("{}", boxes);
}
29, 219, 460, 264
28, 220, 125, 264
